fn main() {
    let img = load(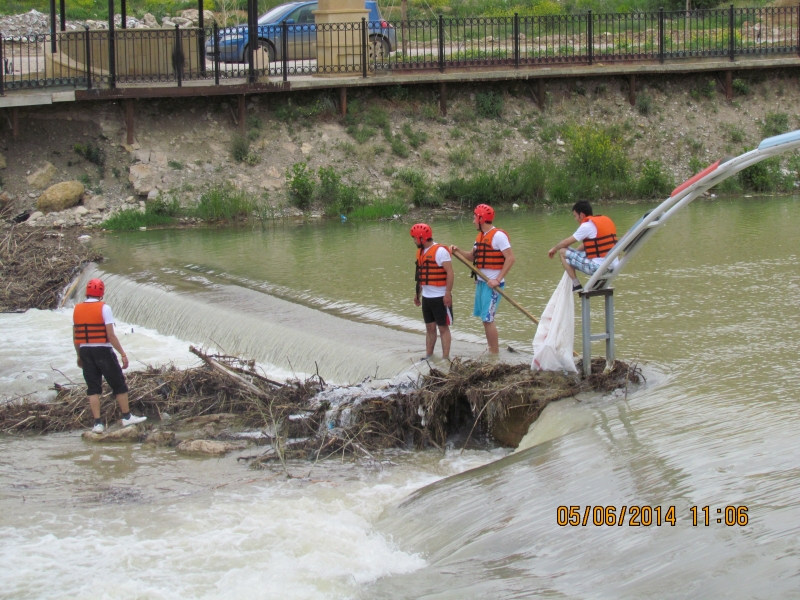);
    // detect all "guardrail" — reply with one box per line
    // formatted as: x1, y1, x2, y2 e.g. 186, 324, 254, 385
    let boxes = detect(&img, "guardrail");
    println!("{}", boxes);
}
1, 5, 798, 93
